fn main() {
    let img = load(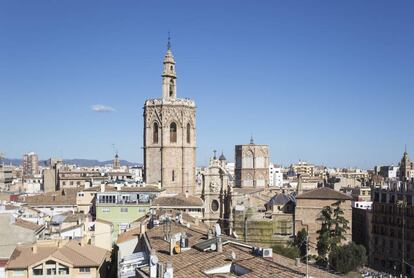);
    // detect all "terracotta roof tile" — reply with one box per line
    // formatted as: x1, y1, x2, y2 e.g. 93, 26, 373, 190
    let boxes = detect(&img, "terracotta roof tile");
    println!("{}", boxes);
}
6, 240, 109, 269
296, 187, 352, 200
116, 226, 141, 244
143, 222, 339, 278
152, 194, 203, 207
13, 218, 44, 232
25, 188, 79, 206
